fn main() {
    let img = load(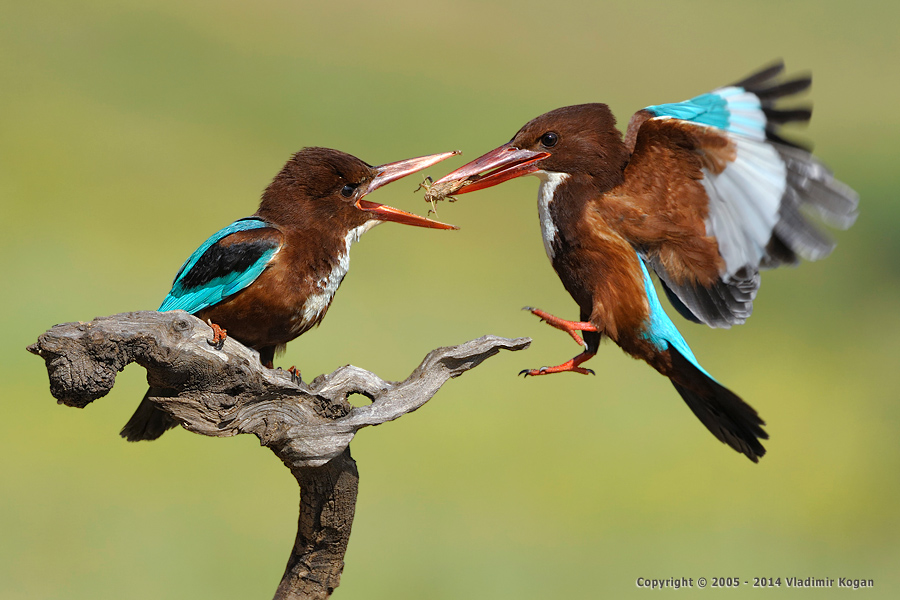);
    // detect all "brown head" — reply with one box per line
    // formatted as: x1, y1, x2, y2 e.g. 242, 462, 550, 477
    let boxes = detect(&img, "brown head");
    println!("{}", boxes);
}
430, 104, 629, 195
258, 147, 458, 231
